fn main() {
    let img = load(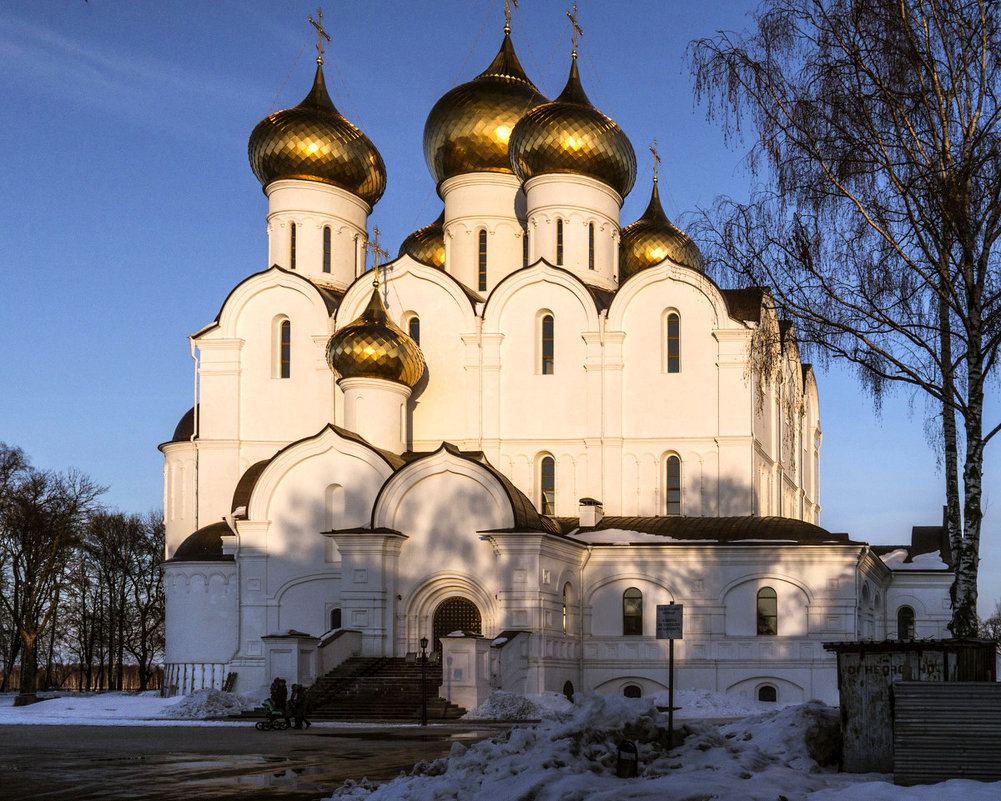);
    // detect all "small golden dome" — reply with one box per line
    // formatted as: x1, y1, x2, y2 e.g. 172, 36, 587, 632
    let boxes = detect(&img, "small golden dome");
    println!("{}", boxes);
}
619, 180, 704, 279
399, 211, 445, 269
424, 33, 548, 186
249, 64, 387, 206
509, 58, 636, 198
326, 287, 425, 388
